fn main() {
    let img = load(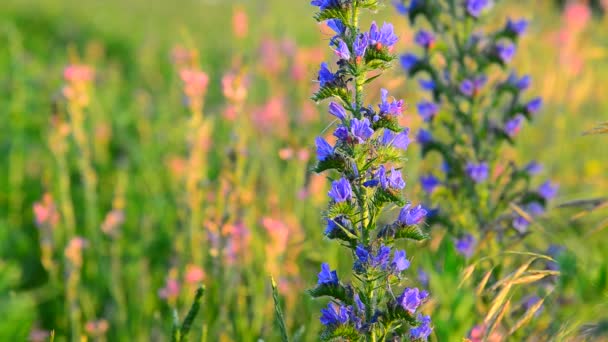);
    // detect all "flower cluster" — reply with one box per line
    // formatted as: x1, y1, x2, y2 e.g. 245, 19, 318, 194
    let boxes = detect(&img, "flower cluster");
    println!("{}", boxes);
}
309, 1, 432, 340
395, 0, 557, 257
